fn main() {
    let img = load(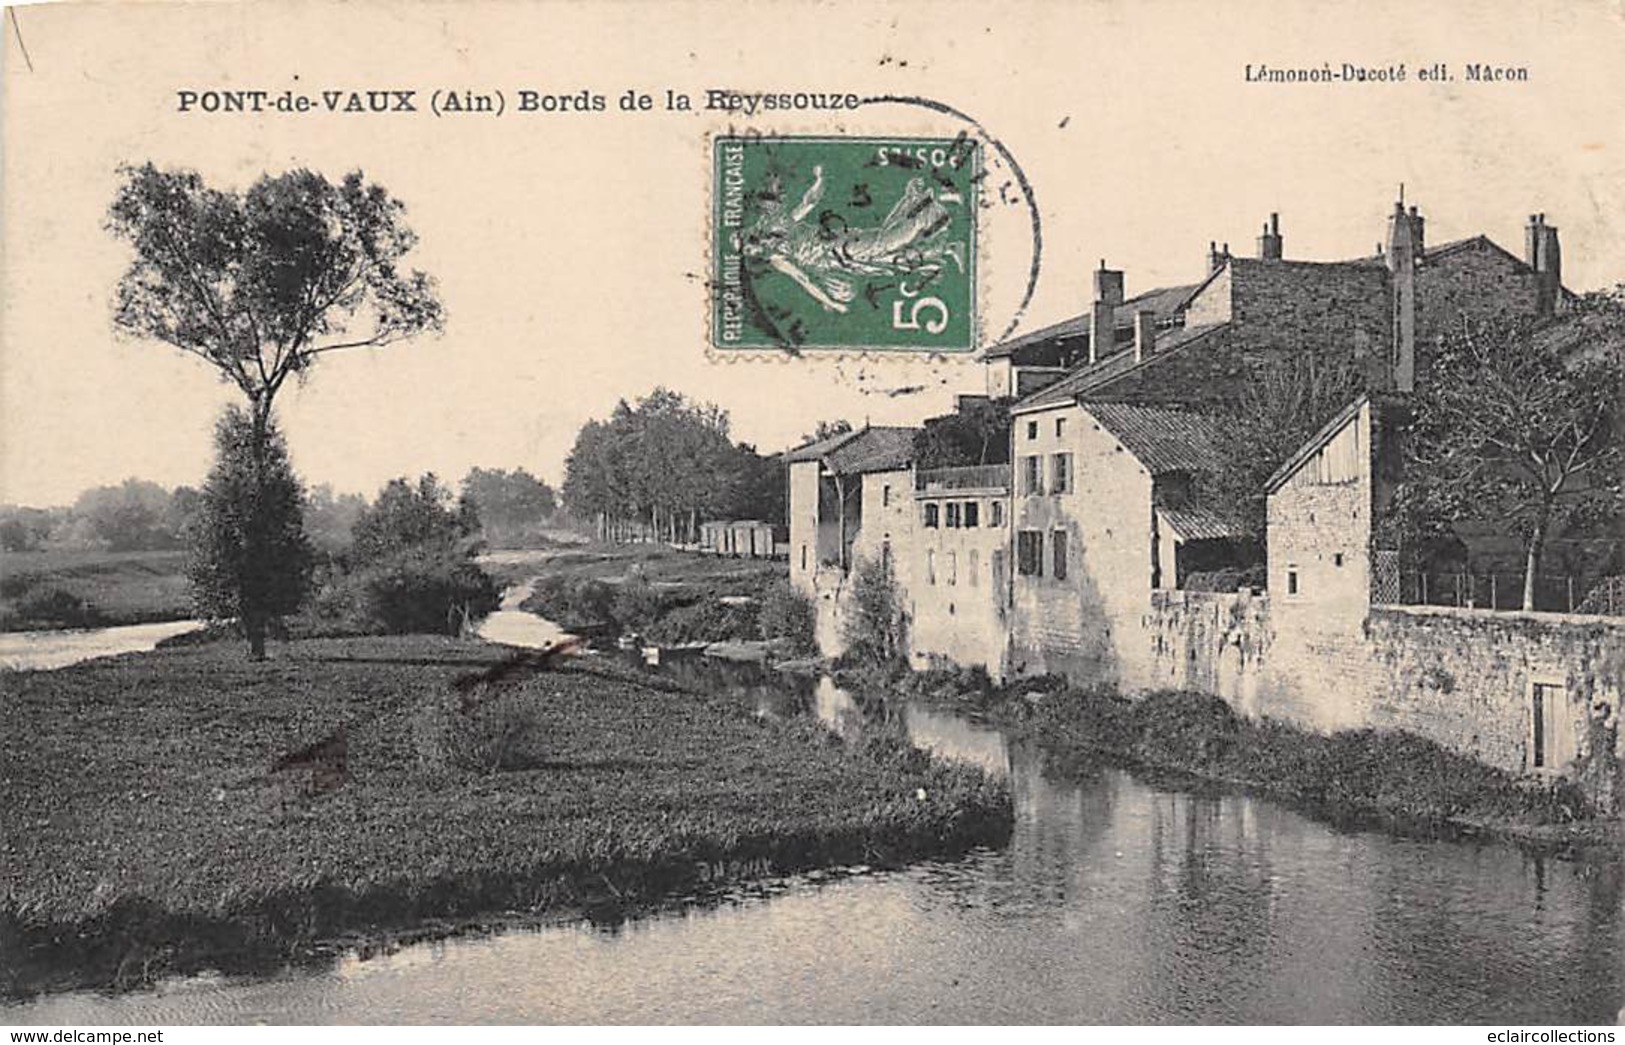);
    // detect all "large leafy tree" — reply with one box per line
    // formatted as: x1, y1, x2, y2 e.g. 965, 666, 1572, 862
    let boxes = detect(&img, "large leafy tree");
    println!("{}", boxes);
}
106, 163, 443, 653
107, 164, 444, 424
912, 396, 1013, 469
1402, 293, 1625, 610
189, 408, 313, 658
1203, 353, 1365, 541
460, 467, 557, 546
